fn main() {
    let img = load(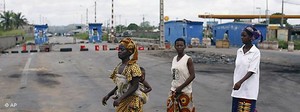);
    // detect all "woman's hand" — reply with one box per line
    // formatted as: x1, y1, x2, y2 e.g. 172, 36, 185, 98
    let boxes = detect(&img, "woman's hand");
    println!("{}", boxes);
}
113, 99, 121, 107
102, 95, 110, 106
233, 82, 242, 90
